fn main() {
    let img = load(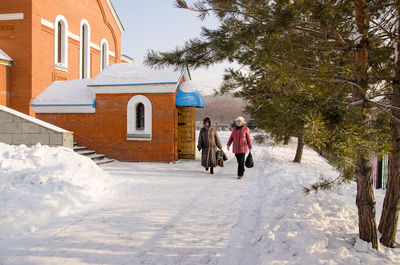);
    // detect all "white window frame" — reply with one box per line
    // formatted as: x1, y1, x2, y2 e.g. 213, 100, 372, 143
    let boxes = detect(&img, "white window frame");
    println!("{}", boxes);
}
79, 19, 91, 79
127, 95, 152, 140
54, 15, 68, 71
100, 38, 109, 71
